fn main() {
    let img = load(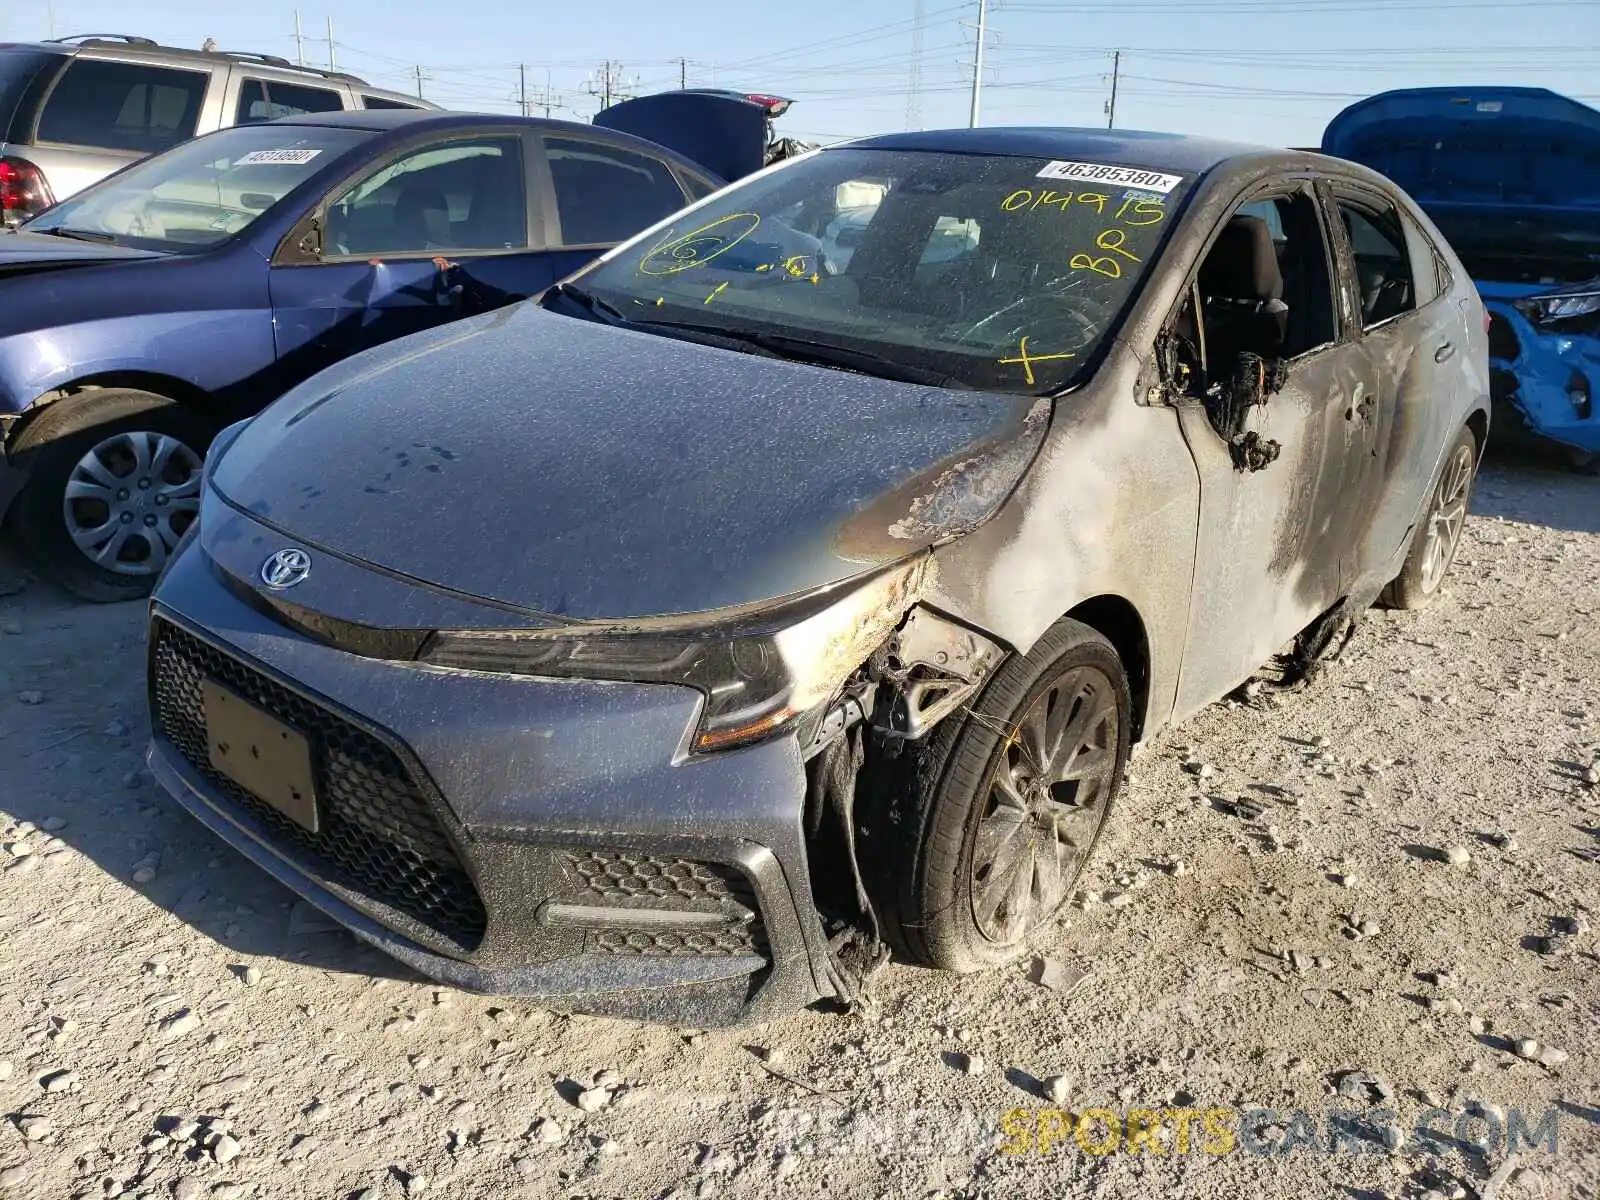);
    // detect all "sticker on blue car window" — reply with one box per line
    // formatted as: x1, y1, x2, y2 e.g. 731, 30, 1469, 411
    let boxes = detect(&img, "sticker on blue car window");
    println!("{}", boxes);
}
1036, 160, 1182, 194
235, 149, 323, 166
